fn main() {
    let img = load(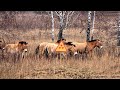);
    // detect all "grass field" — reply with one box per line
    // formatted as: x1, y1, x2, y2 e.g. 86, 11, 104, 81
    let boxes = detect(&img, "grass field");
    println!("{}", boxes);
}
0, 28, 120, 79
